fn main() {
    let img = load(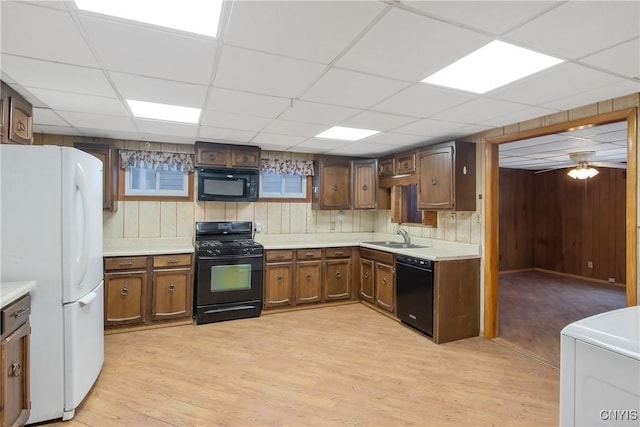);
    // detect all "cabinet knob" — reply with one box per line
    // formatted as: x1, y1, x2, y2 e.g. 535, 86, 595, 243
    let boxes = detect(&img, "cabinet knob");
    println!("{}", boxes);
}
332, 184, 338, 192
119, 260, 133, 267
382, 277, 387, 285
305, 252, 315, 257
431, 177, 438, 185
362, 184, 368, 191
168, 283, 176, 292
275, 254, 284, 259
242, 155, 248, 163
209, 153, 216, 161
334, 251, 344, 256
277, 275, 283, 282
12, 308, 27, 319
364, 272, 369, 279
167, 258, 179, 264
403, 161, 408, 169
306, 273, 312, 281
120, 287, 129, 296
17, 121, 26, 132
336, 270, 341, 278
9, 362, 21, 378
